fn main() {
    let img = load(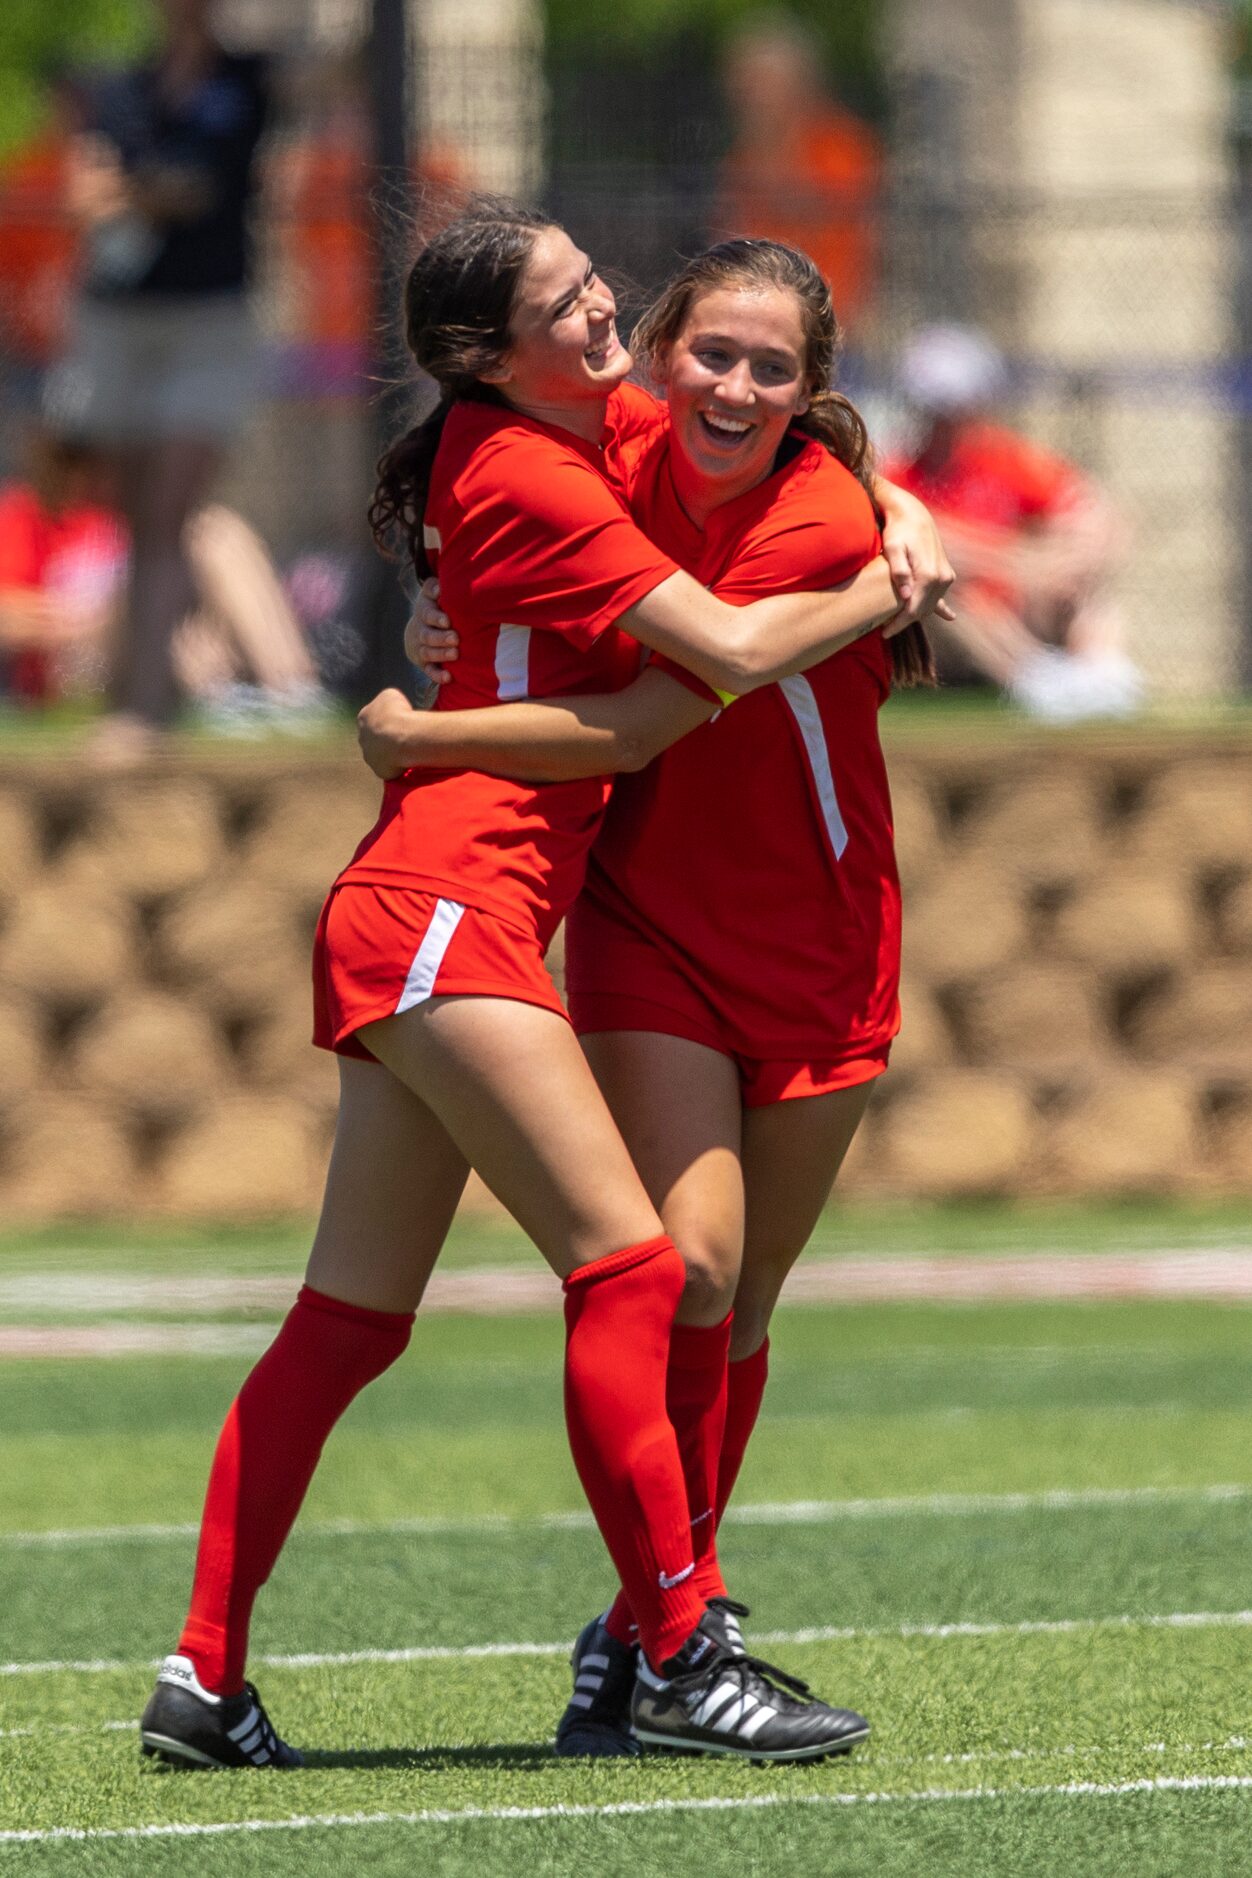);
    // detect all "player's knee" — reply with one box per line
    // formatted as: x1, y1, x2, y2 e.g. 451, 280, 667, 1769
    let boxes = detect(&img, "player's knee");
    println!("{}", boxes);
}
676, 1238, 739, 1325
